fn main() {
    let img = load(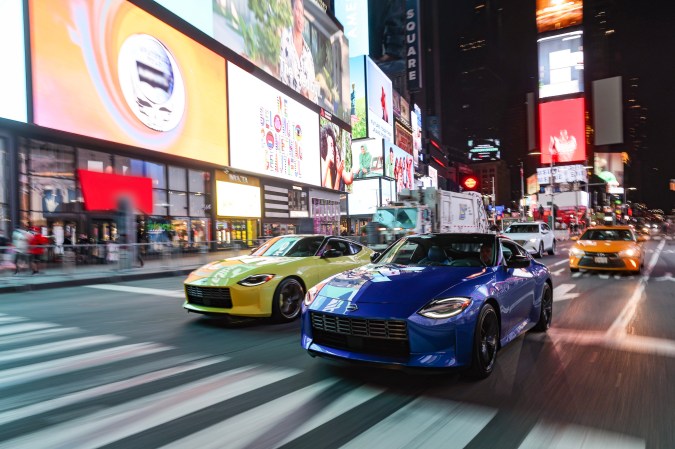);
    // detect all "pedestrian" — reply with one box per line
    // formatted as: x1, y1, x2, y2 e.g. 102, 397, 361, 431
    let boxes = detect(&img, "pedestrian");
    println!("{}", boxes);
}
28, 229, 47, 274
12, 226, 29, 274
